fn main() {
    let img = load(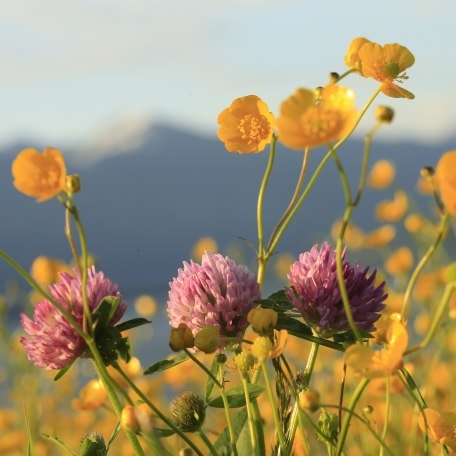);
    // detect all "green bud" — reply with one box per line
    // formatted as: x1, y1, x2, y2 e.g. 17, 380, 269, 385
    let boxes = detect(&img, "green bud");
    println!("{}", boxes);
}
80, 432, 107, 456
170, 391, 206, 433
420, 166, 435, 178
216, 353, 227, 364
317, 410, 339, 443
234, 351, 255, 374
